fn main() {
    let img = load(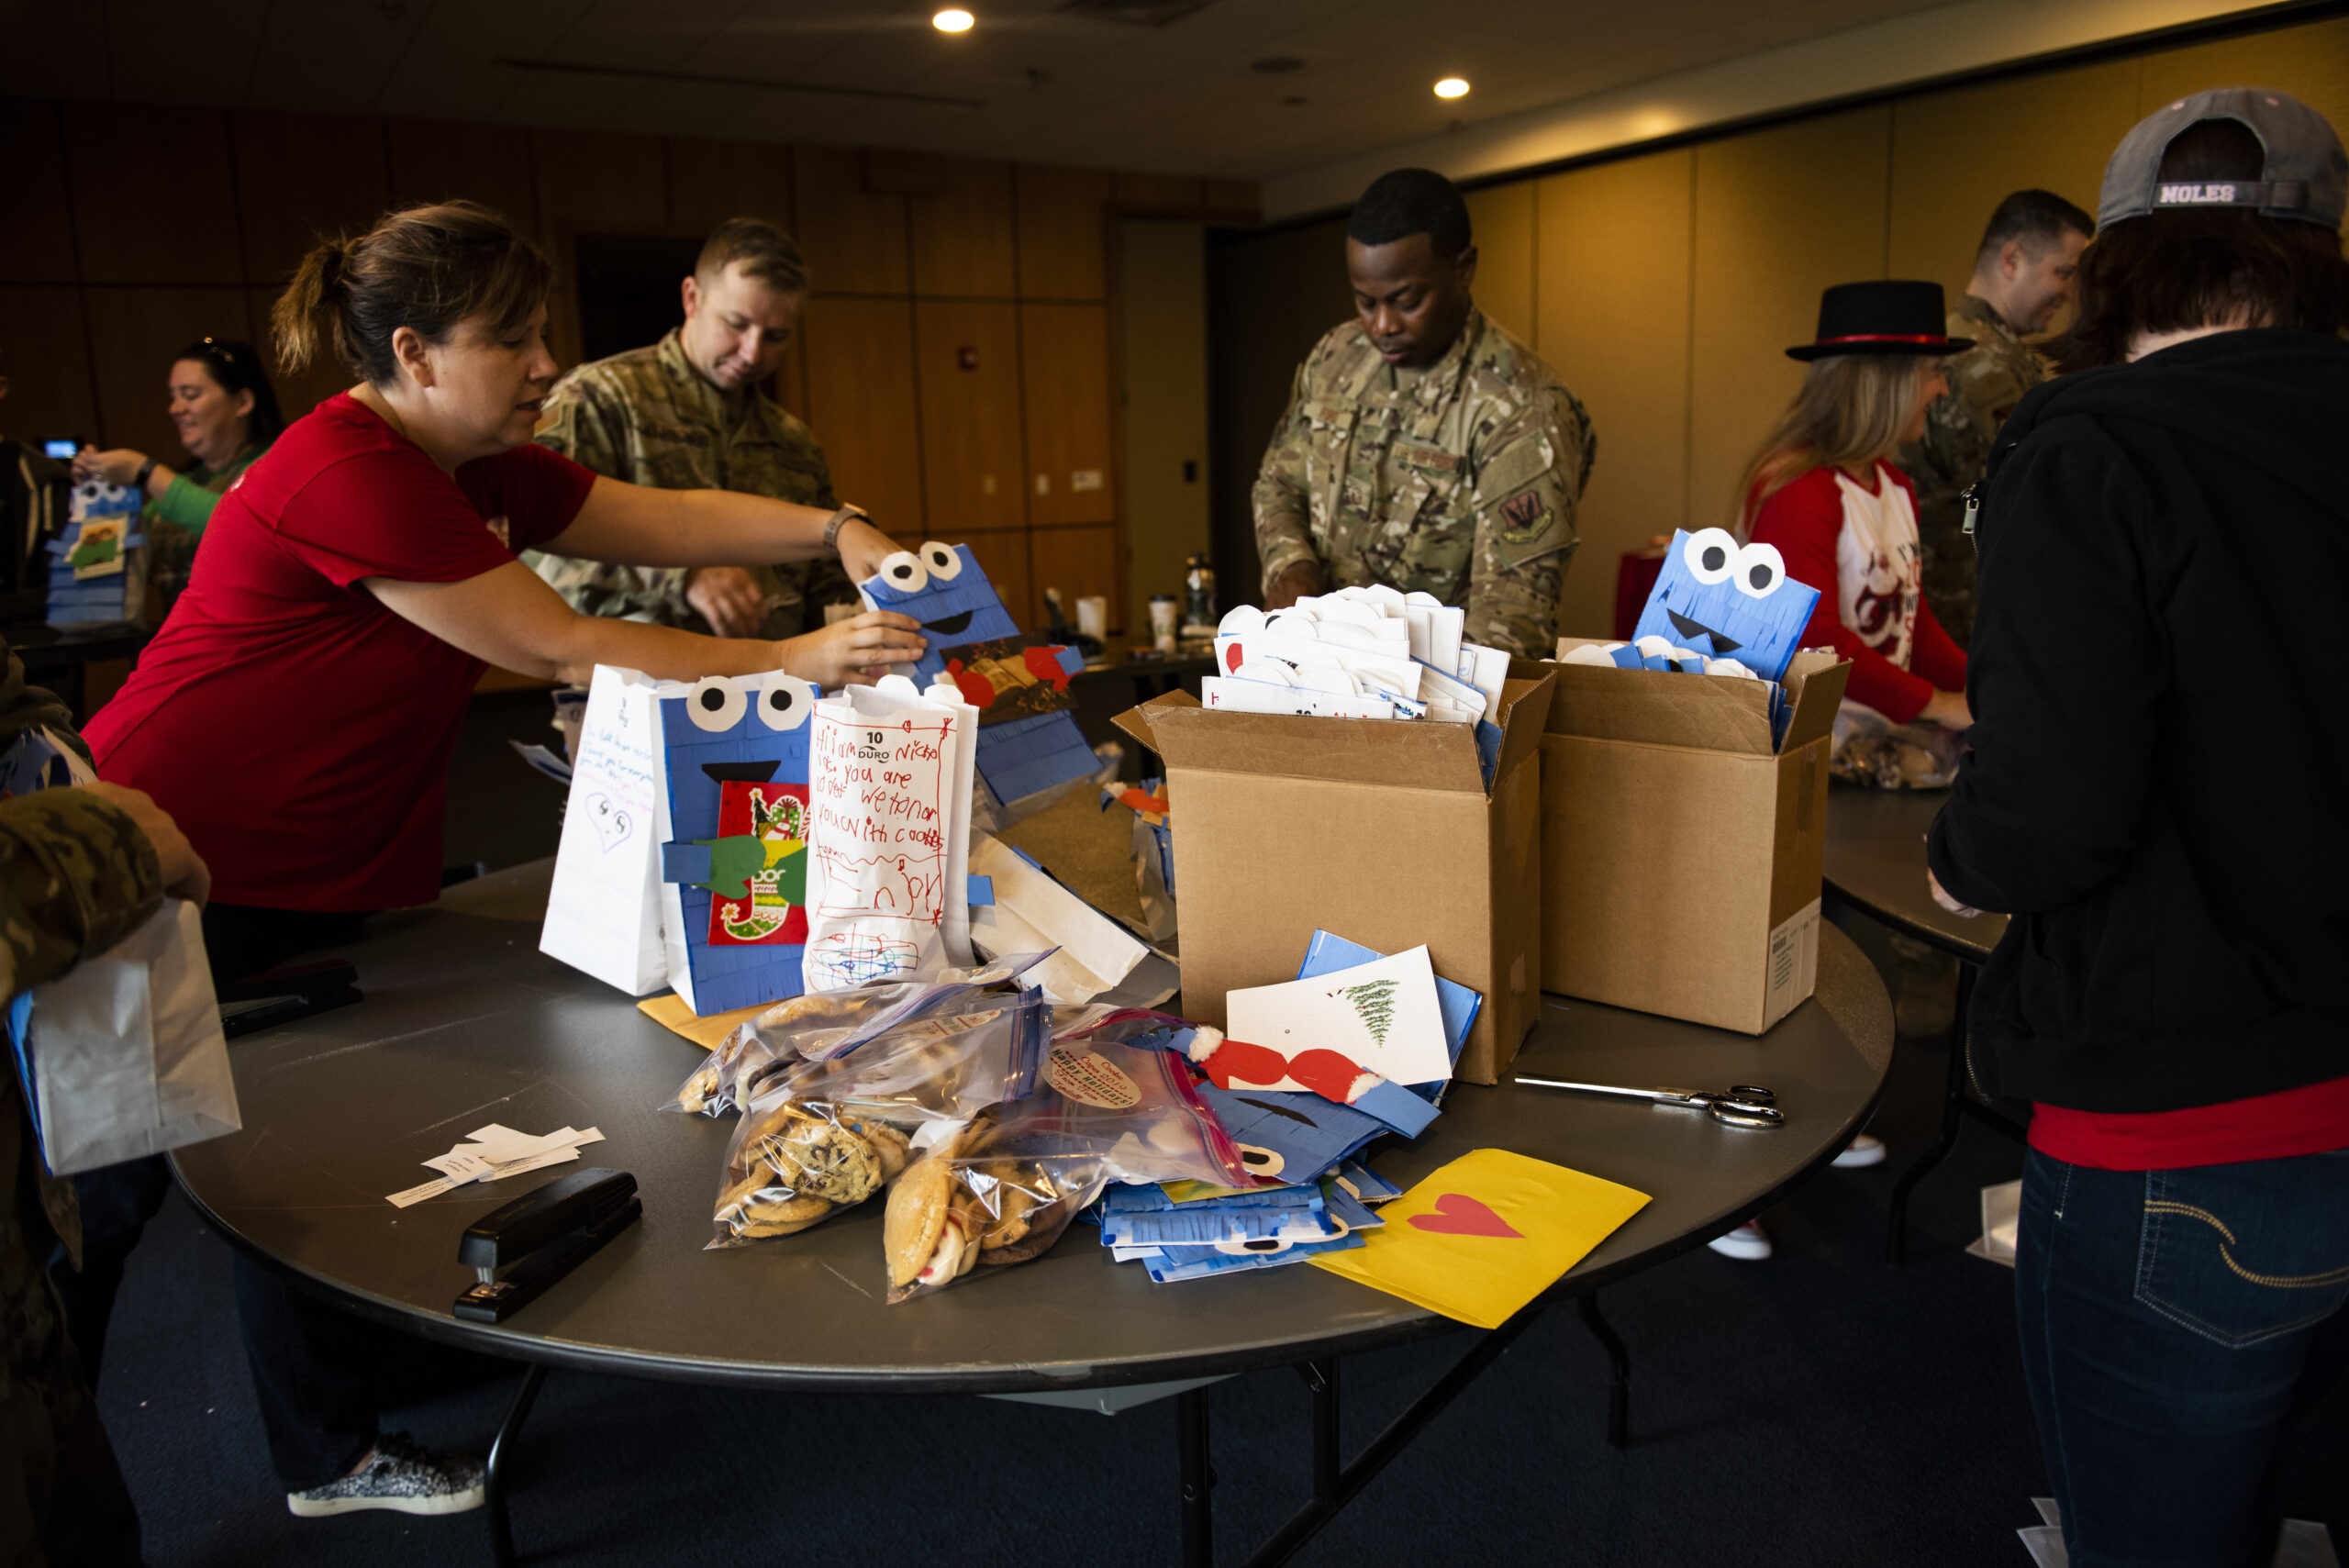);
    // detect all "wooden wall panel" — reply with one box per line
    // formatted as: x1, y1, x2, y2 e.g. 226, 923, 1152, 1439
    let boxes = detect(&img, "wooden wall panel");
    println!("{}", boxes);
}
1464, 181, 1535, 344
231, 112, 392, 289
0, 102, 76, 284
1535, 149, 1695, 641
800, 296, 923, 533
385, 120, 540, 236
795, 147, 908, 296
1118, 217, 1210, 637
85, 287, 255, 454
2140, 15, 2349, 132
0, 287, 97, 446
910, 158, 1017, 299
961, 529, 1034, 633
63, 105, 242, 284
663, 137, 795, 239
532, 129, 671, 290
1115, 171, 1205, 213
914, 301, 1025, 535
1021, 303, 1115, 527
247, 286, 350, 426
1888, 61, 2135, 304
1015, 165, 1109, 301
1030, 523, 1123, 636
1688, 106, 1890, 534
